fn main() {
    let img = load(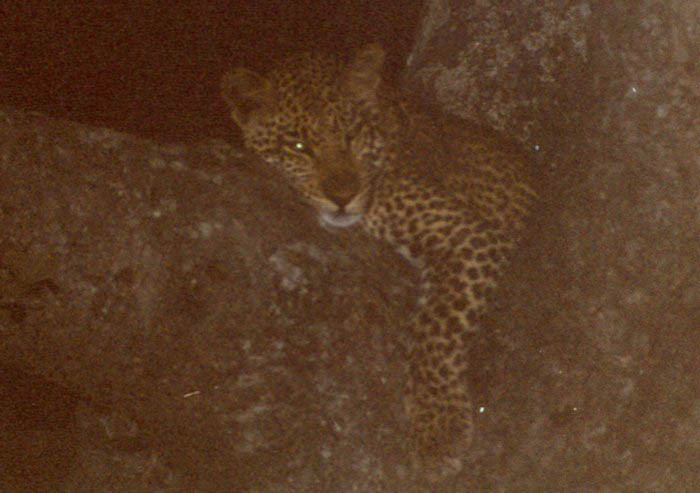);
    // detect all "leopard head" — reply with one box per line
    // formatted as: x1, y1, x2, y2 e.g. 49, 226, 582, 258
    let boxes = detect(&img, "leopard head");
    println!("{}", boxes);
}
221, 44, 400, 228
